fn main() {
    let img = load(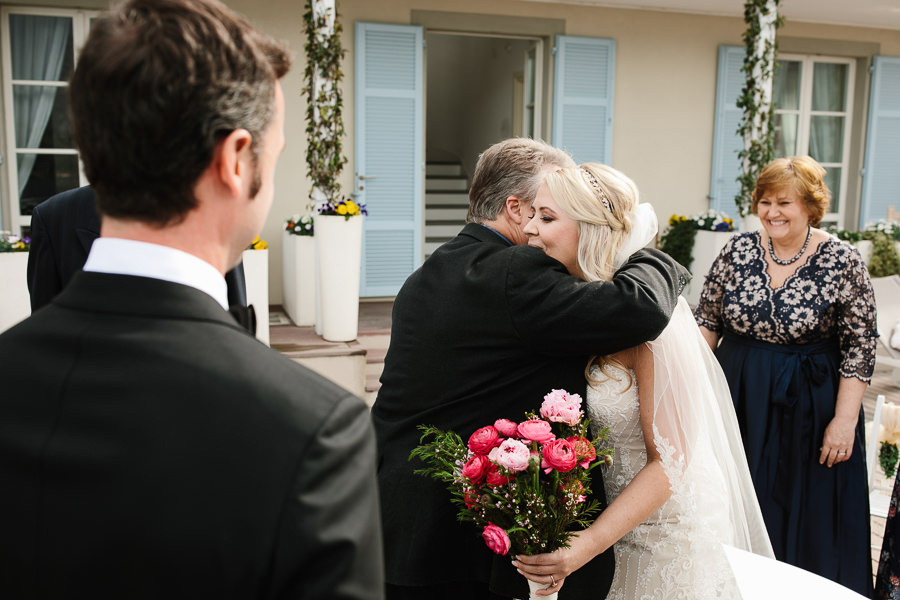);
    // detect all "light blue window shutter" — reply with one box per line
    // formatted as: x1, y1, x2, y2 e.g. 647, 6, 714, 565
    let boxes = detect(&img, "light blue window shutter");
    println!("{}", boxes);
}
355, 23, 424, 297
709, 45, 745, 221
860, 56, 900, 228
552, 36, 615, 164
